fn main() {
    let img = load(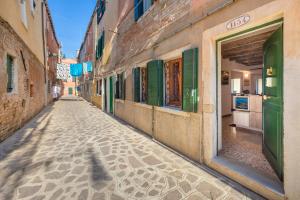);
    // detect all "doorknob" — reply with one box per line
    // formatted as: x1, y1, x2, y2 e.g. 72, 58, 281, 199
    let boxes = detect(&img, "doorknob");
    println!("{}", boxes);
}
263, 95, 269, 100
